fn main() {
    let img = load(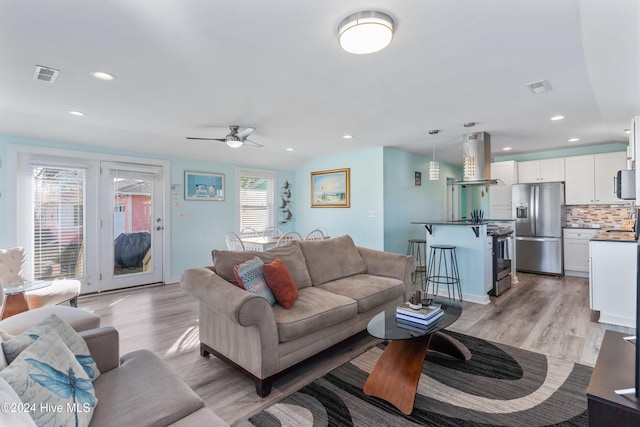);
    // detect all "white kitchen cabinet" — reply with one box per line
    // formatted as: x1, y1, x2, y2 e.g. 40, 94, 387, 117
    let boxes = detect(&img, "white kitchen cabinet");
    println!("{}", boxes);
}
565, 155, 595, 204
589, 240, 637, 327
564, 152, 627, 205
563, 228, 598, 276
517, 158, 565, 183
489, 161, 516, 219
595, 151, 627, 204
